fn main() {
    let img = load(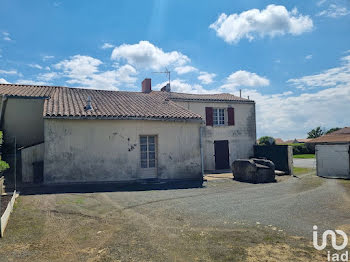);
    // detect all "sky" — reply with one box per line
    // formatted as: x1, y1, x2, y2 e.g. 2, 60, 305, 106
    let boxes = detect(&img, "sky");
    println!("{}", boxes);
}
0, 0, 349, 140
